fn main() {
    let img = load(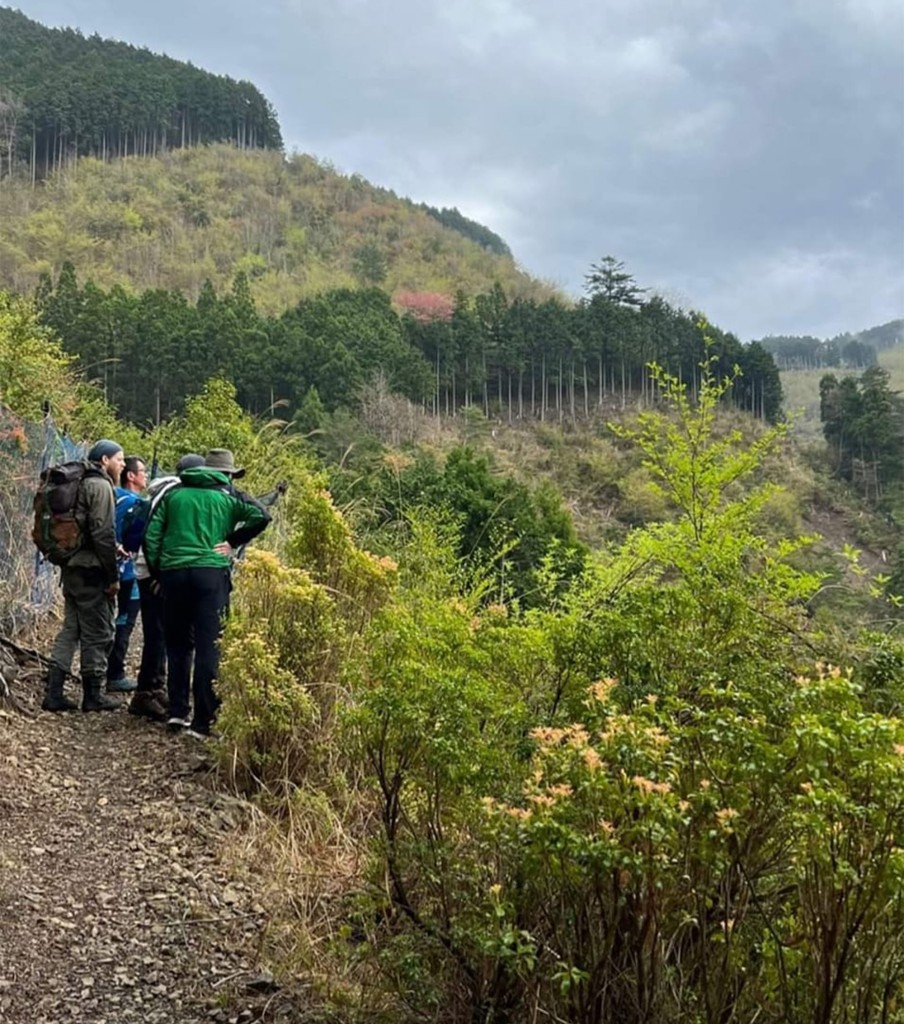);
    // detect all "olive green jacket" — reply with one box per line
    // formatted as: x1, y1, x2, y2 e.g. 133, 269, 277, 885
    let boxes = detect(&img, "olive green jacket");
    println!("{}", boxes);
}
67, 466, 118, 585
